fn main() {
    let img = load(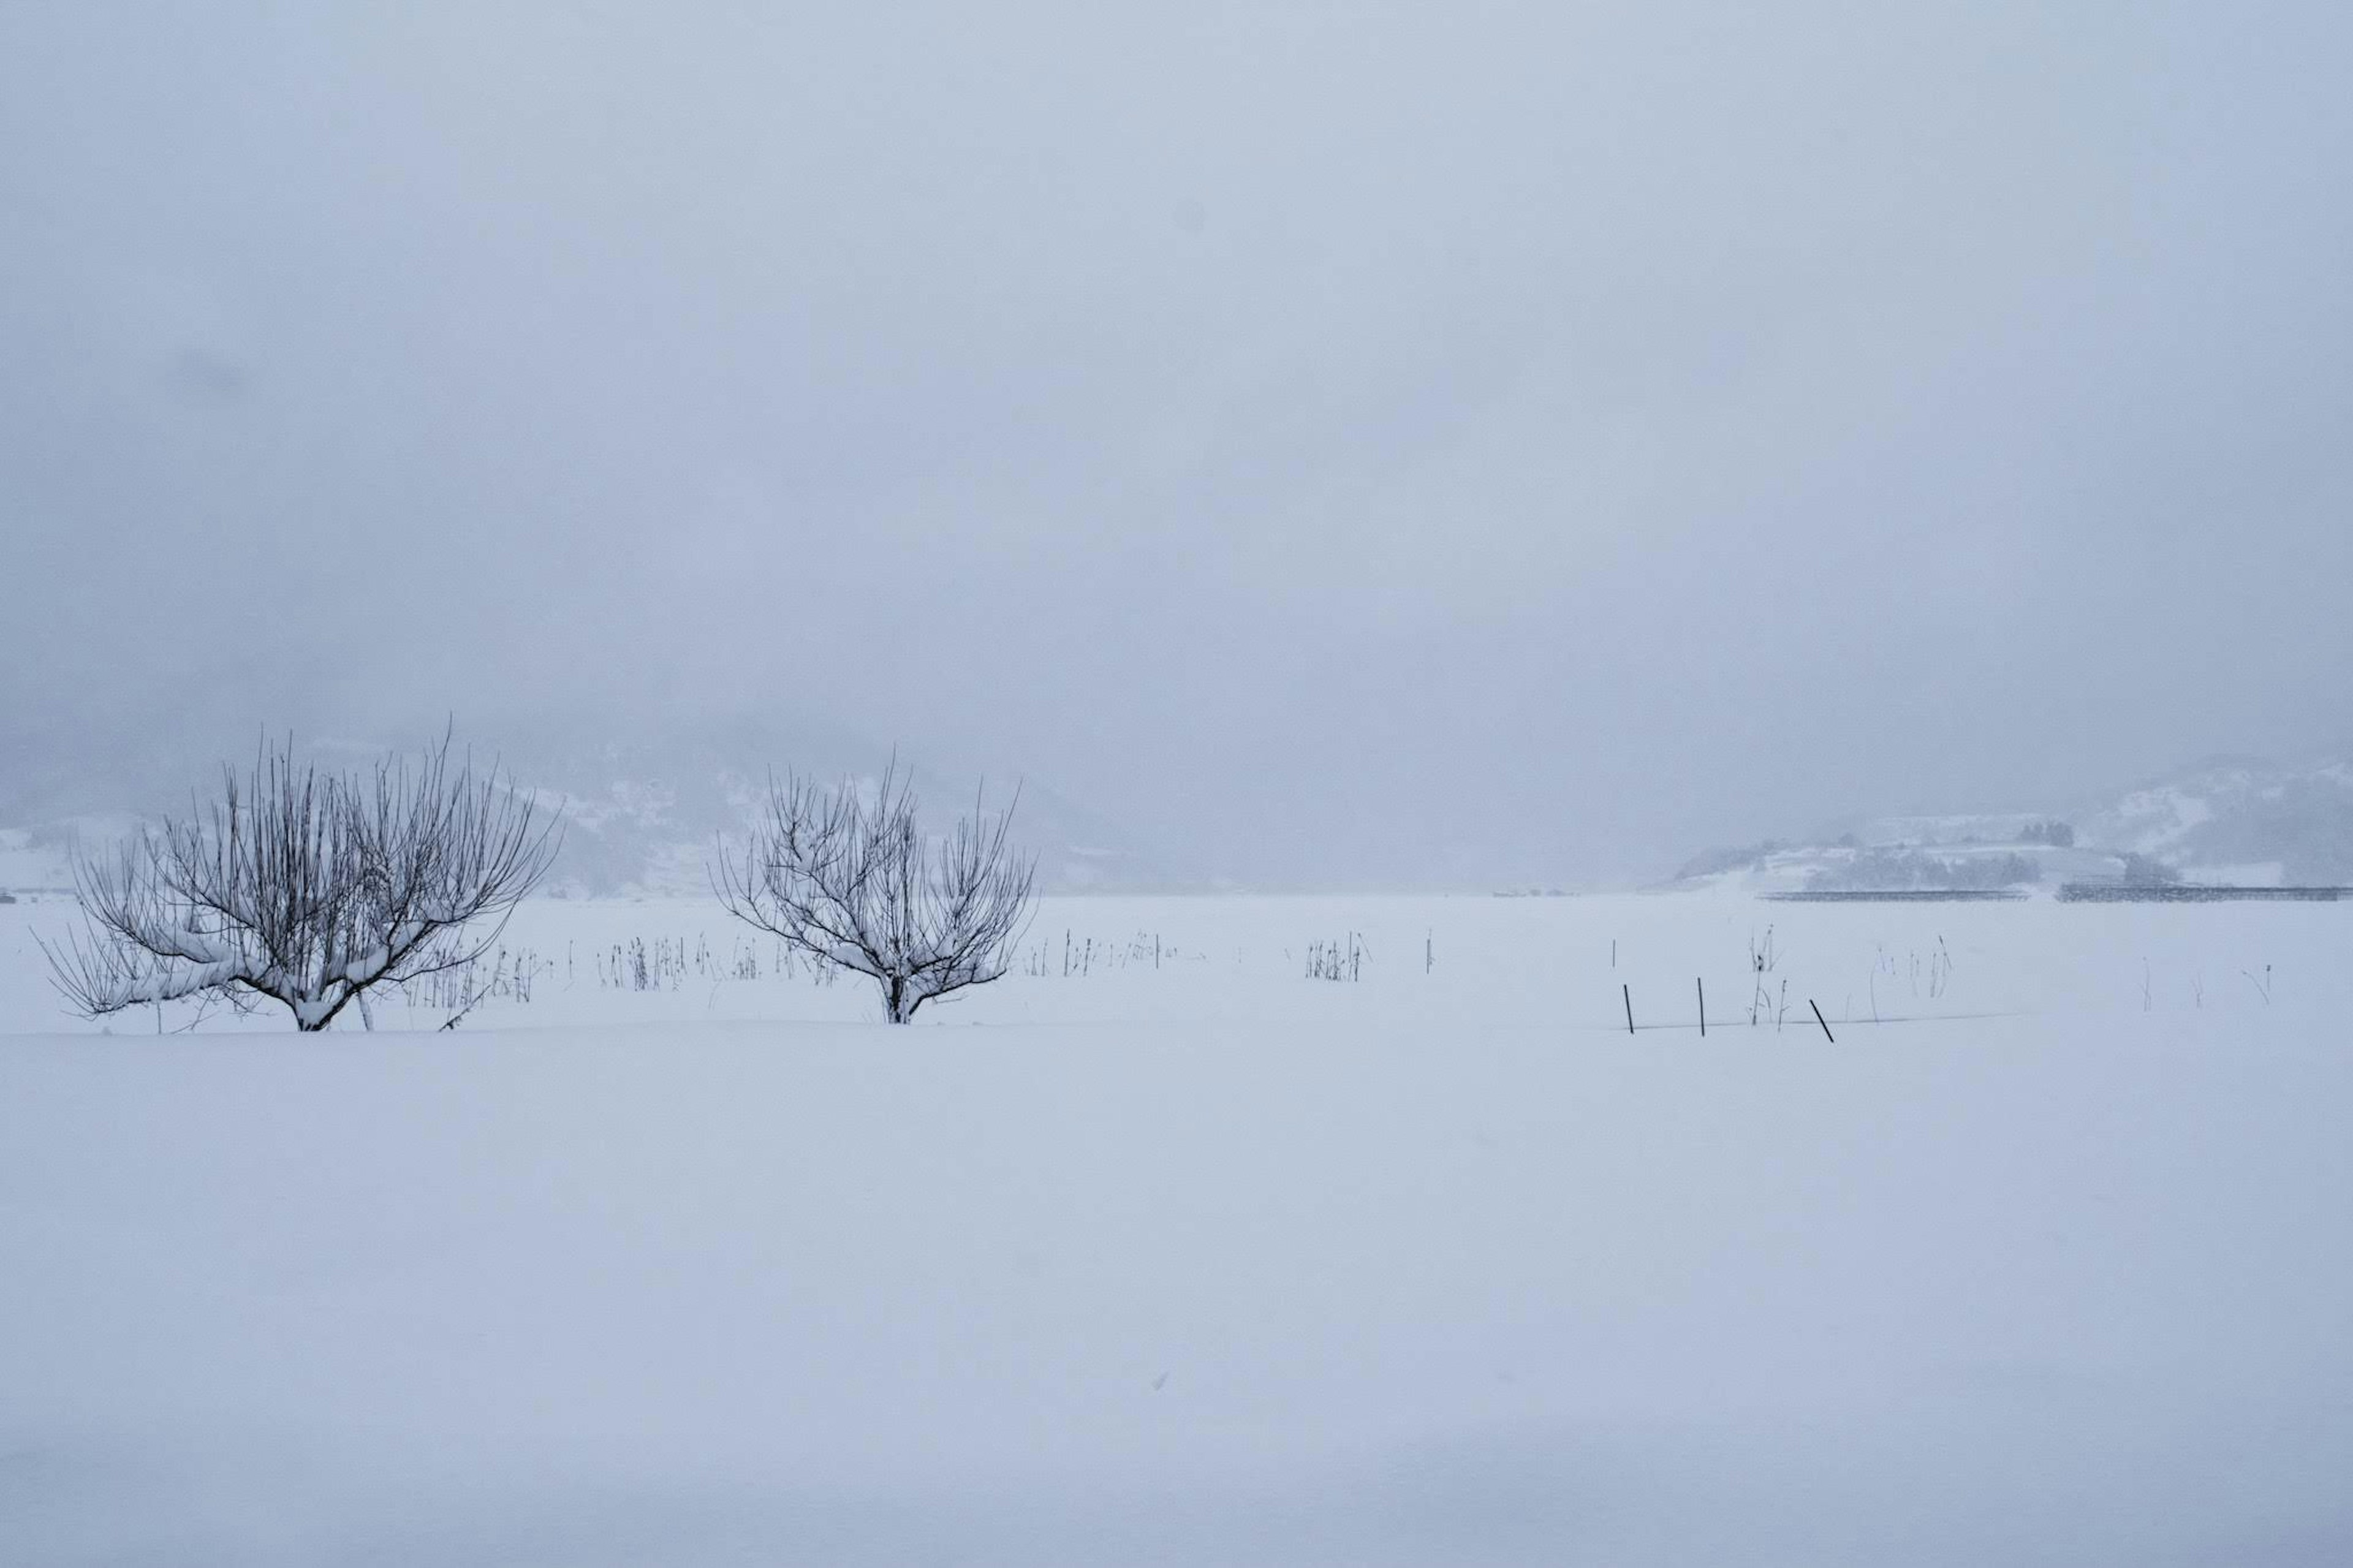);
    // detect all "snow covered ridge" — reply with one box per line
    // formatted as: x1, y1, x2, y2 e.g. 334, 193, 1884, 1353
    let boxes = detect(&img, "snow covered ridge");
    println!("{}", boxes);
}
1674, 756, 2353, 892
2079, 757, 2353, 882
1670, 838, 2121, 896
